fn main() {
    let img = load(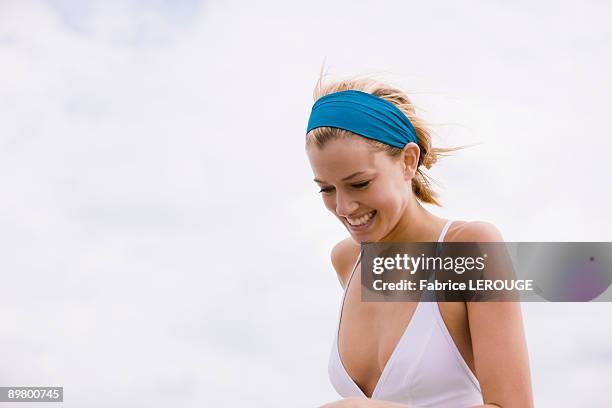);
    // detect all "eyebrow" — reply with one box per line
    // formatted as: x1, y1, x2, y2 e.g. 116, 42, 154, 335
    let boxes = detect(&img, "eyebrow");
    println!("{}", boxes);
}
314, 171, 369, 184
